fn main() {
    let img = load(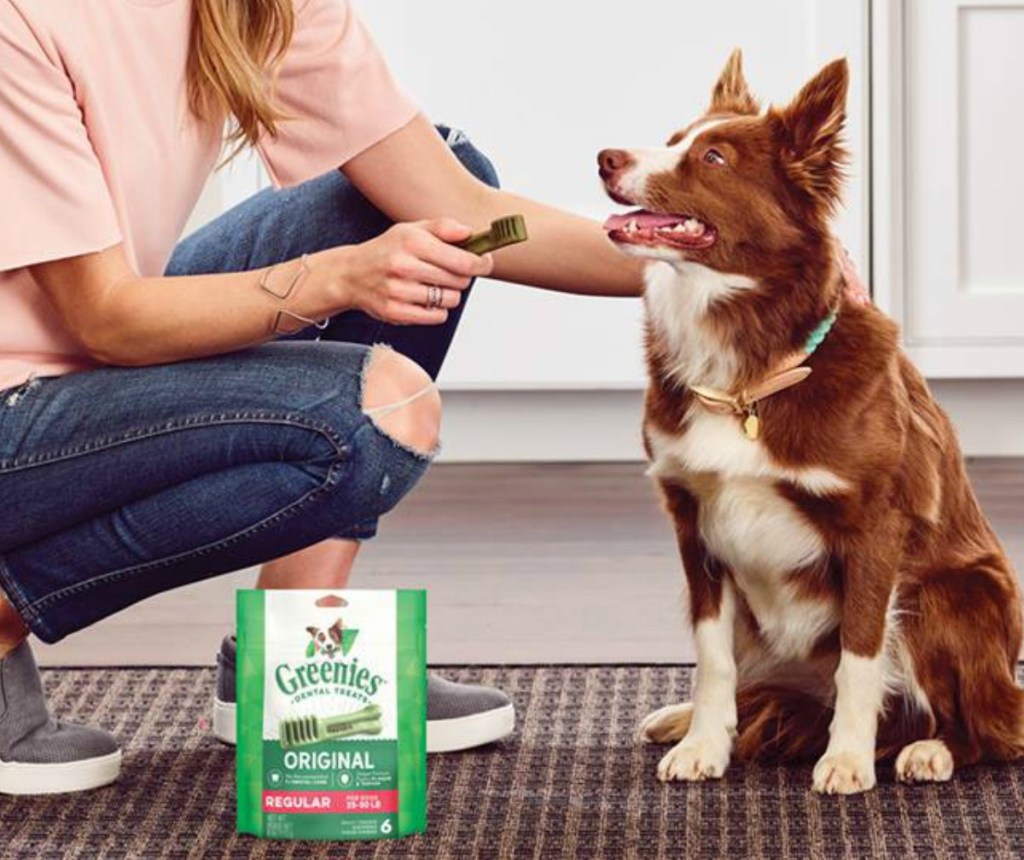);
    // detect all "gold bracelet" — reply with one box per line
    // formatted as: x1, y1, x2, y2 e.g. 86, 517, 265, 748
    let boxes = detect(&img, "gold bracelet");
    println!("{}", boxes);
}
258, 254, 330, 334
272, 309, 331, 335
259, 253, 310, 300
